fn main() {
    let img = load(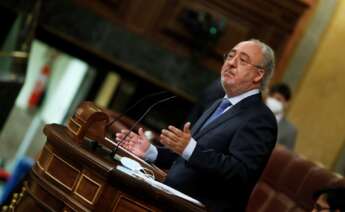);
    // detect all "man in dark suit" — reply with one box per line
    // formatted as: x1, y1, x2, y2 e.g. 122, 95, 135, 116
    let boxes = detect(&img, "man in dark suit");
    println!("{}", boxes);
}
116, 39, 277, 211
